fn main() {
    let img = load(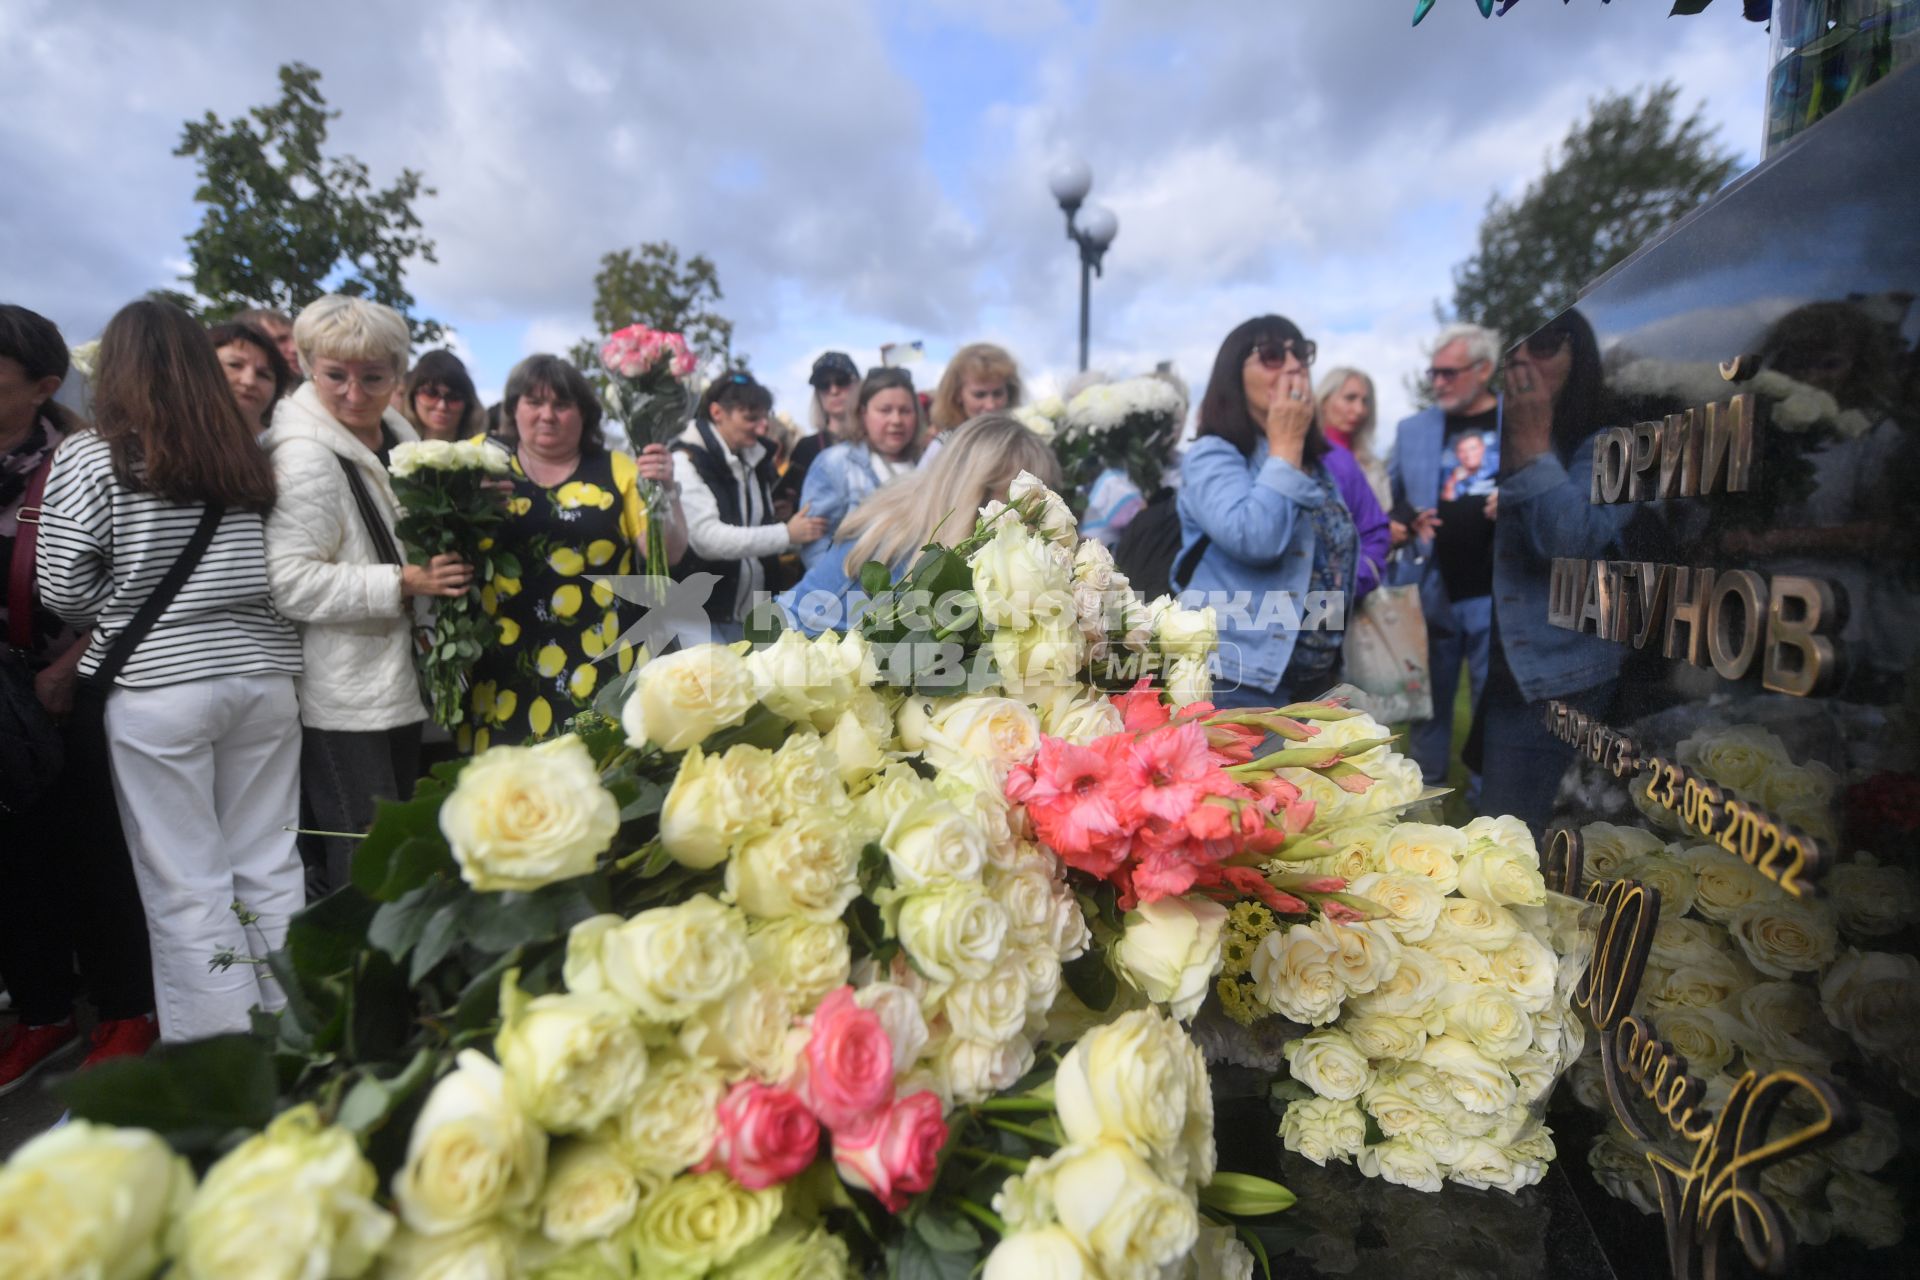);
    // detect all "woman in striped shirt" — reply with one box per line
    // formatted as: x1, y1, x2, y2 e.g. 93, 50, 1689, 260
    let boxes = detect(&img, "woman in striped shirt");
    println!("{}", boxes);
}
38, 299, 305, 1044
